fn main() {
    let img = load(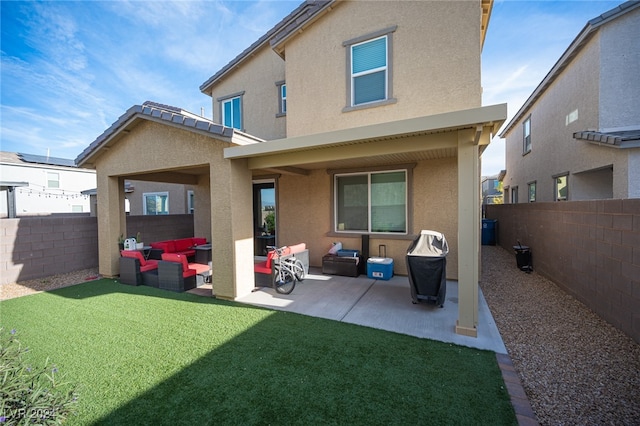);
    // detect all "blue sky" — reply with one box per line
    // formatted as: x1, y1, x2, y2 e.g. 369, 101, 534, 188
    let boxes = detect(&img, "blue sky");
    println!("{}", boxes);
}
0, 0, 625, 176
